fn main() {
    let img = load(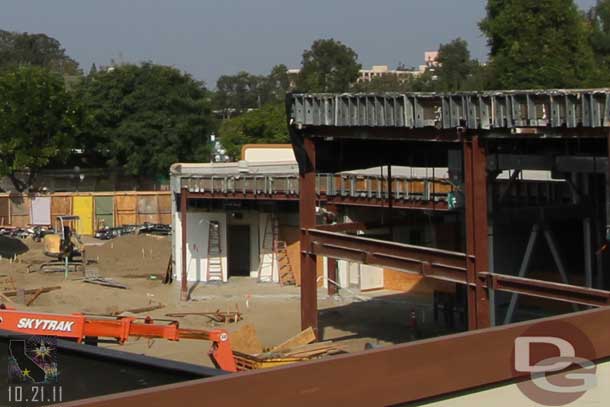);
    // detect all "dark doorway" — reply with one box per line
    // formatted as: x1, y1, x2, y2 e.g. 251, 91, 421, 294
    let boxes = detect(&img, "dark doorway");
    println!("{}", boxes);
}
228, 225, 250, 277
